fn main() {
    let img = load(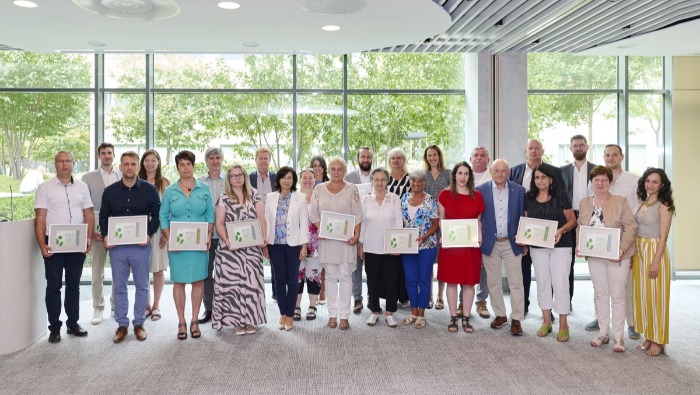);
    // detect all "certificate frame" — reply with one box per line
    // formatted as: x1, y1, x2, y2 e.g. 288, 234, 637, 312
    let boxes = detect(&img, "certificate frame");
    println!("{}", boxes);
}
355, 183, 372, 198
319, 211, 356, 241
107, 215, 148, 246
226, 219, 263, 249
383, 228, 419, 254
515, 217, 558, 249
168, 221, 209, 251
441, 219, 479, 248
48, 224, 88, 253
578, 225, 621, 260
